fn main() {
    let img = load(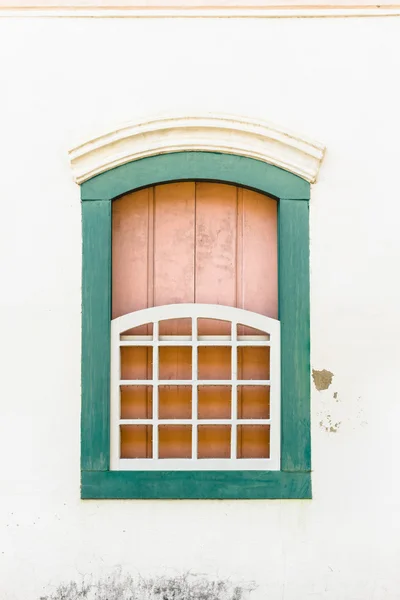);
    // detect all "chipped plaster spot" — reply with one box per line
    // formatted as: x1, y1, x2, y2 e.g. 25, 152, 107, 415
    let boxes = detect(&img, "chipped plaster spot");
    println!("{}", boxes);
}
319, 413, 341, 433
312, 369, 334, 391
